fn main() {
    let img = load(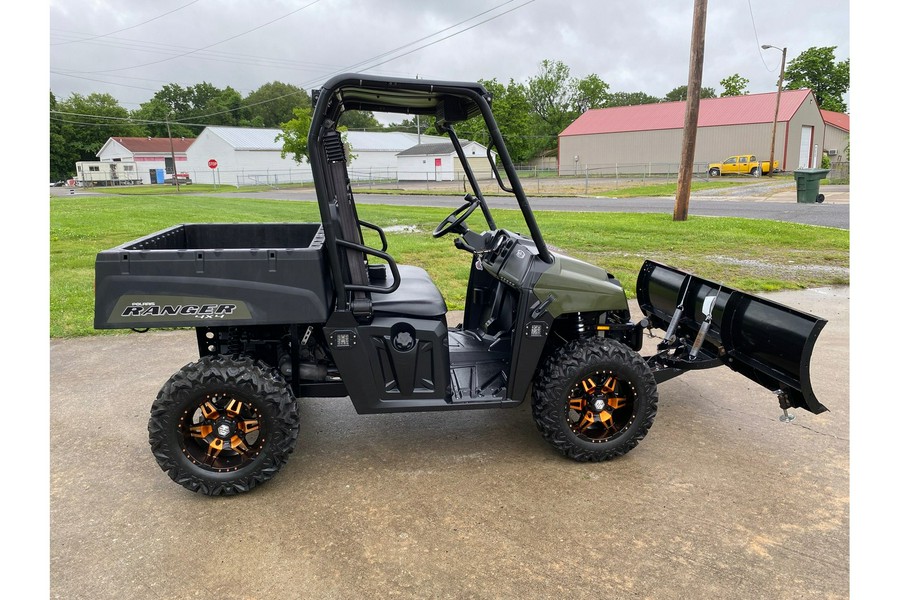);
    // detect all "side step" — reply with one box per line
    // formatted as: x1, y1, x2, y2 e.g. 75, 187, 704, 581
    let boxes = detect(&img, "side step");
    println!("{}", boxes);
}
636, 260, 828, 414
